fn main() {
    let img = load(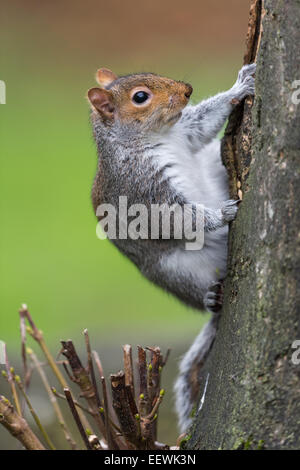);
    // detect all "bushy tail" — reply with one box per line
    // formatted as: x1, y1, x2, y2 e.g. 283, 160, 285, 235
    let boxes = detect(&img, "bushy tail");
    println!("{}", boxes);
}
174, 315, 219, 432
